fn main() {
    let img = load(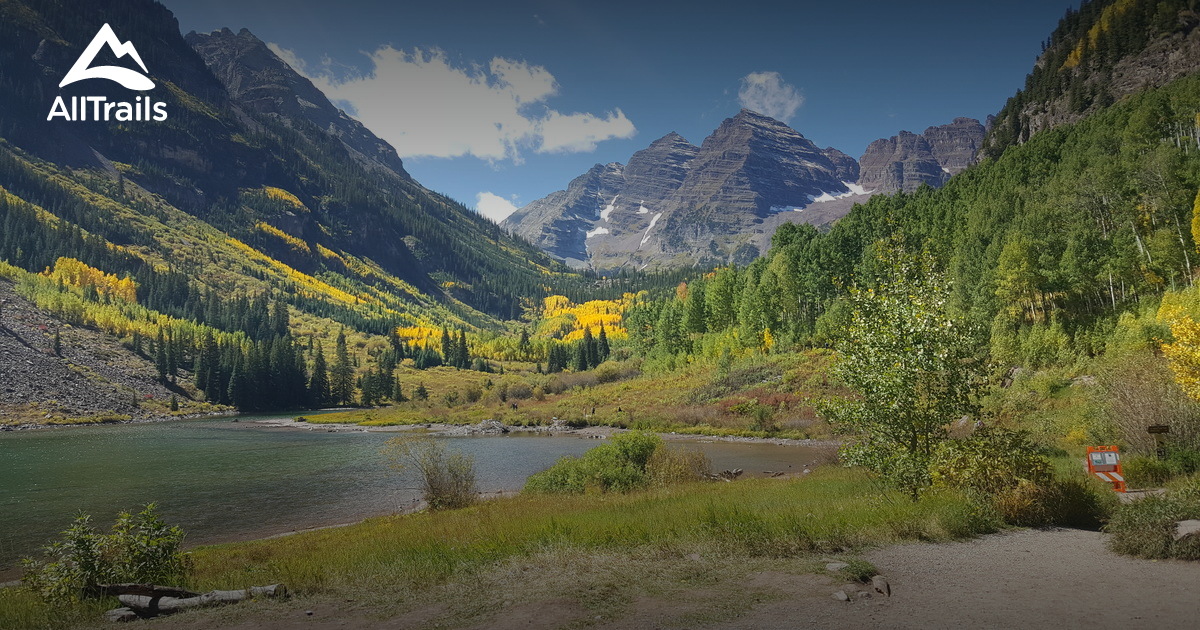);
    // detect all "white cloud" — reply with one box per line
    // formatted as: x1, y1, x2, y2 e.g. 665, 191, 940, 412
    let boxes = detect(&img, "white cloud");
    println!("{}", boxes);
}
539, 110, 635, 153
475, 192, 521, 223
269, 43, 636, 162
737, 71, 804, 122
